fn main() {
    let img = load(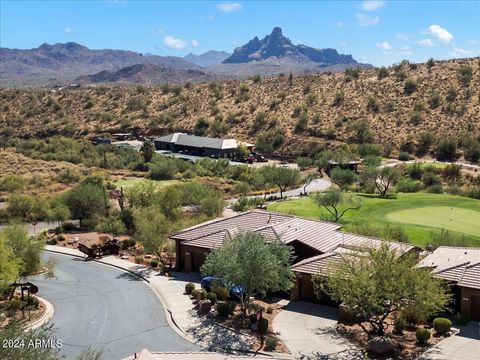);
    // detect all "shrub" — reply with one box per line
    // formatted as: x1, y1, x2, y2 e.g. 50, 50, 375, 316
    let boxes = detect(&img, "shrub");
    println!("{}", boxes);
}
149, 259, 159, 268
427, 184, 443, 194
457, 65, 473, 87
396, 179, 422, 193
404, 78, 418, 95
394, 316, 406, 334
206, 292, 217, 305
258, 317, 269, 335
433, 318, 452, 335
294, 112, 309, 133
416, 328, 431, 344
264, 336, 278, 351
266, 306, 273, 314
212, 283, 229, 301
366, 96, 380, 113
216, 301, 231, 317
398, 152, 410, 161
185, 283, 195, 295
429, 93, 442, 109
436, 138, 458, 161
195, 288, 207, 300
377, 67, 389, 79
25, 296, 39, 309
332, 90, 345, 106
134, 256, 143, 264
122, 239, 136, 249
